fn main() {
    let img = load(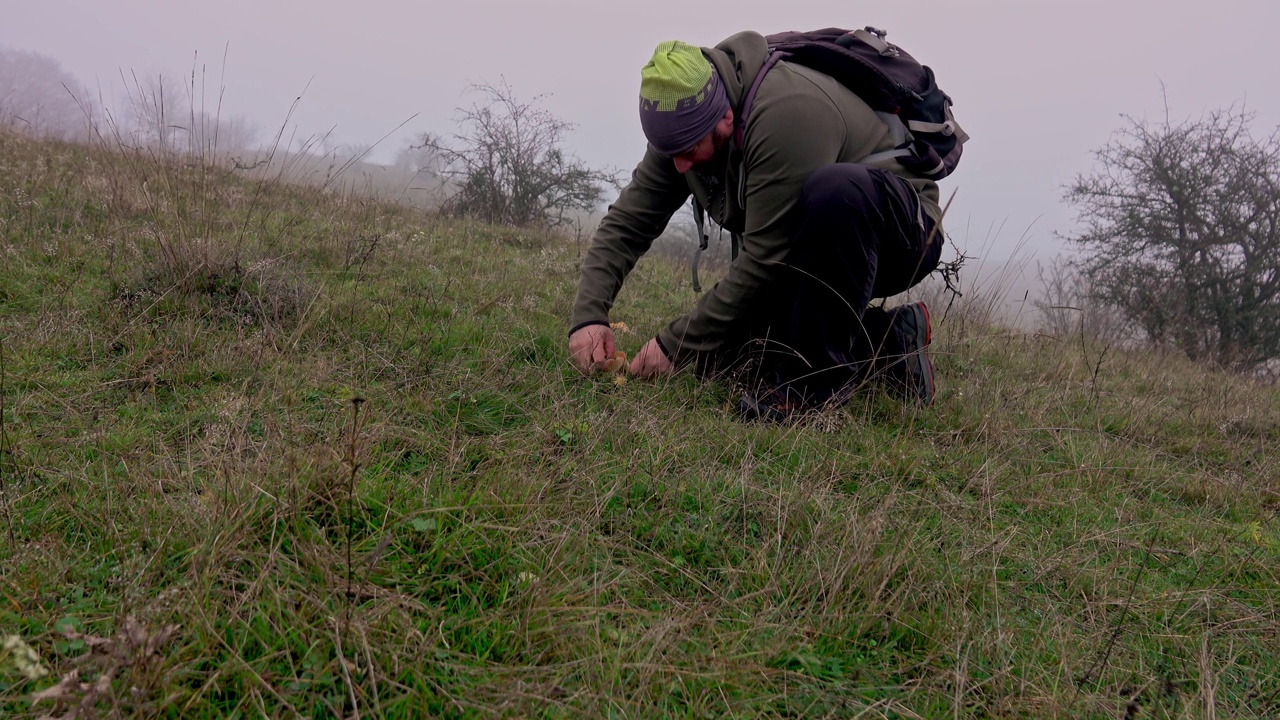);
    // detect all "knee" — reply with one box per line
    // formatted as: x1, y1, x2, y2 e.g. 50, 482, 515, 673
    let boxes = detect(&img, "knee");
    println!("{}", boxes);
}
800, 163, 877, 214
